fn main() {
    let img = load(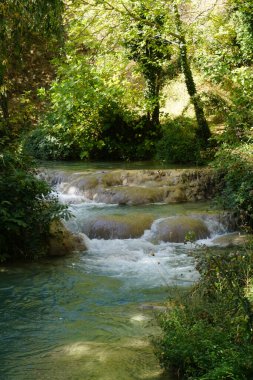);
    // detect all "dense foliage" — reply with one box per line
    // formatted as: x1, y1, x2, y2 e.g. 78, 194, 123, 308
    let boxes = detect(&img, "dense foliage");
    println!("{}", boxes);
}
24, 0, 213, 160
0, 0, 64, 139
156, 117, 201, 164
153, 3, 253, 378
0, 151, 68, 262
24, 54, 159, 160
0, 0, 66, 262
213, 143, 253, 229
156, 245, 253, 379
